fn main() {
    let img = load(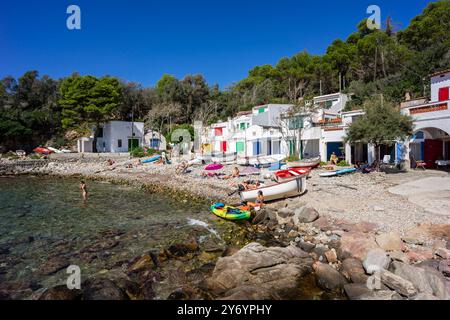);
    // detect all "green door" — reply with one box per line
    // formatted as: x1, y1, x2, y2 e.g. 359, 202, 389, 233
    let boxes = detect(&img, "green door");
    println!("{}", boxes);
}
236, 141, 245, 153
128, 139, 139, 151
